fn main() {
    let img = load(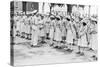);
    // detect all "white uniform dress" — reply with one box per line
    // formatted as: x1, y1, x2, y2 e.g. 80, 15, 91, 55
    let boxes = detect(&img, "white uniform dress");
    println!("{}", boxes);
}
13, 16, 17, 37
39, 26, 45, 37
49, 25, 54, 40
25, 17, 31, 34
31, 24, 39, 46
89, 23, 98, 50
45, 20, 50, 34
66, 21, 74, 43
17, 17, 23, 35
20, 17, 25, 33
90, 33, 97, 50
15, 16, 21, 31
61, 24, 66, 39
78, 22, 88, 47
31, 17, 40, 46
54, 23, 62, 41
